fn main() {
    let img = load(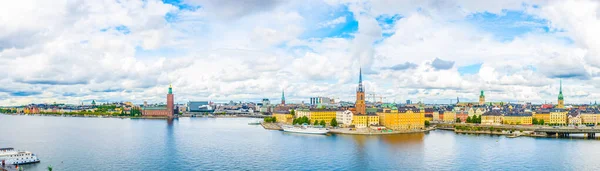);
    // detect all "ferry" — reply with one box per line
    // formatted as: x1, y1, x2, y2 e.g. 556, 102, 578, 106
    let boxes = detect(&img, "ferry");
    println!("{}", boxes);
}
0, 148, 40, 165
283, 124, 329, 134
248, 121, 261, 125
